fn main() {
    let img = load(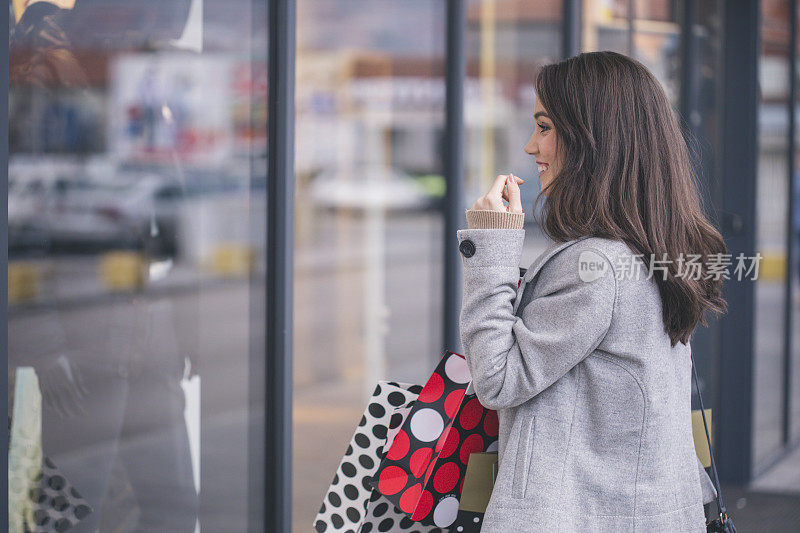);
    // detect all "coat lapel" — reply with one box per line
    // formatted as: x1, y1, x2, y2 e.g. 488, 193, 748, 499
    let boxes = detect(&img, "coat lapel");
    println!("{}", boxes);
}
512, 236, 592, 315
